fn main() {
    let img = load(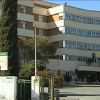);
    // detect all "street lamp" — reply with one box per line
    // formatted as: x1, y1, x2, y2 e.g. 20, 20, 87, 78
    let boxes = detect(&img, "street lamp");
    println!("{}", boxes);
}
33, 24, 37, 76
